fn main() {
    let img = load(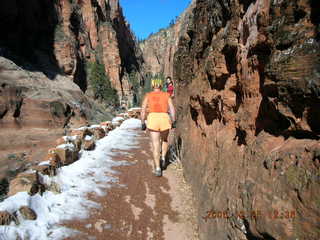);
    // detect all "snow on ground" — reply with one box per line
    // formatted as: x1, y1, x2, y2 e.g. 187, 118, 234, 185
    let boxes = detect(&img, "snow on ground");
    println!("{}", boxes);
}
128, 107, 141, 111
0, 119, 141, 240
112, 117, 124, 124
